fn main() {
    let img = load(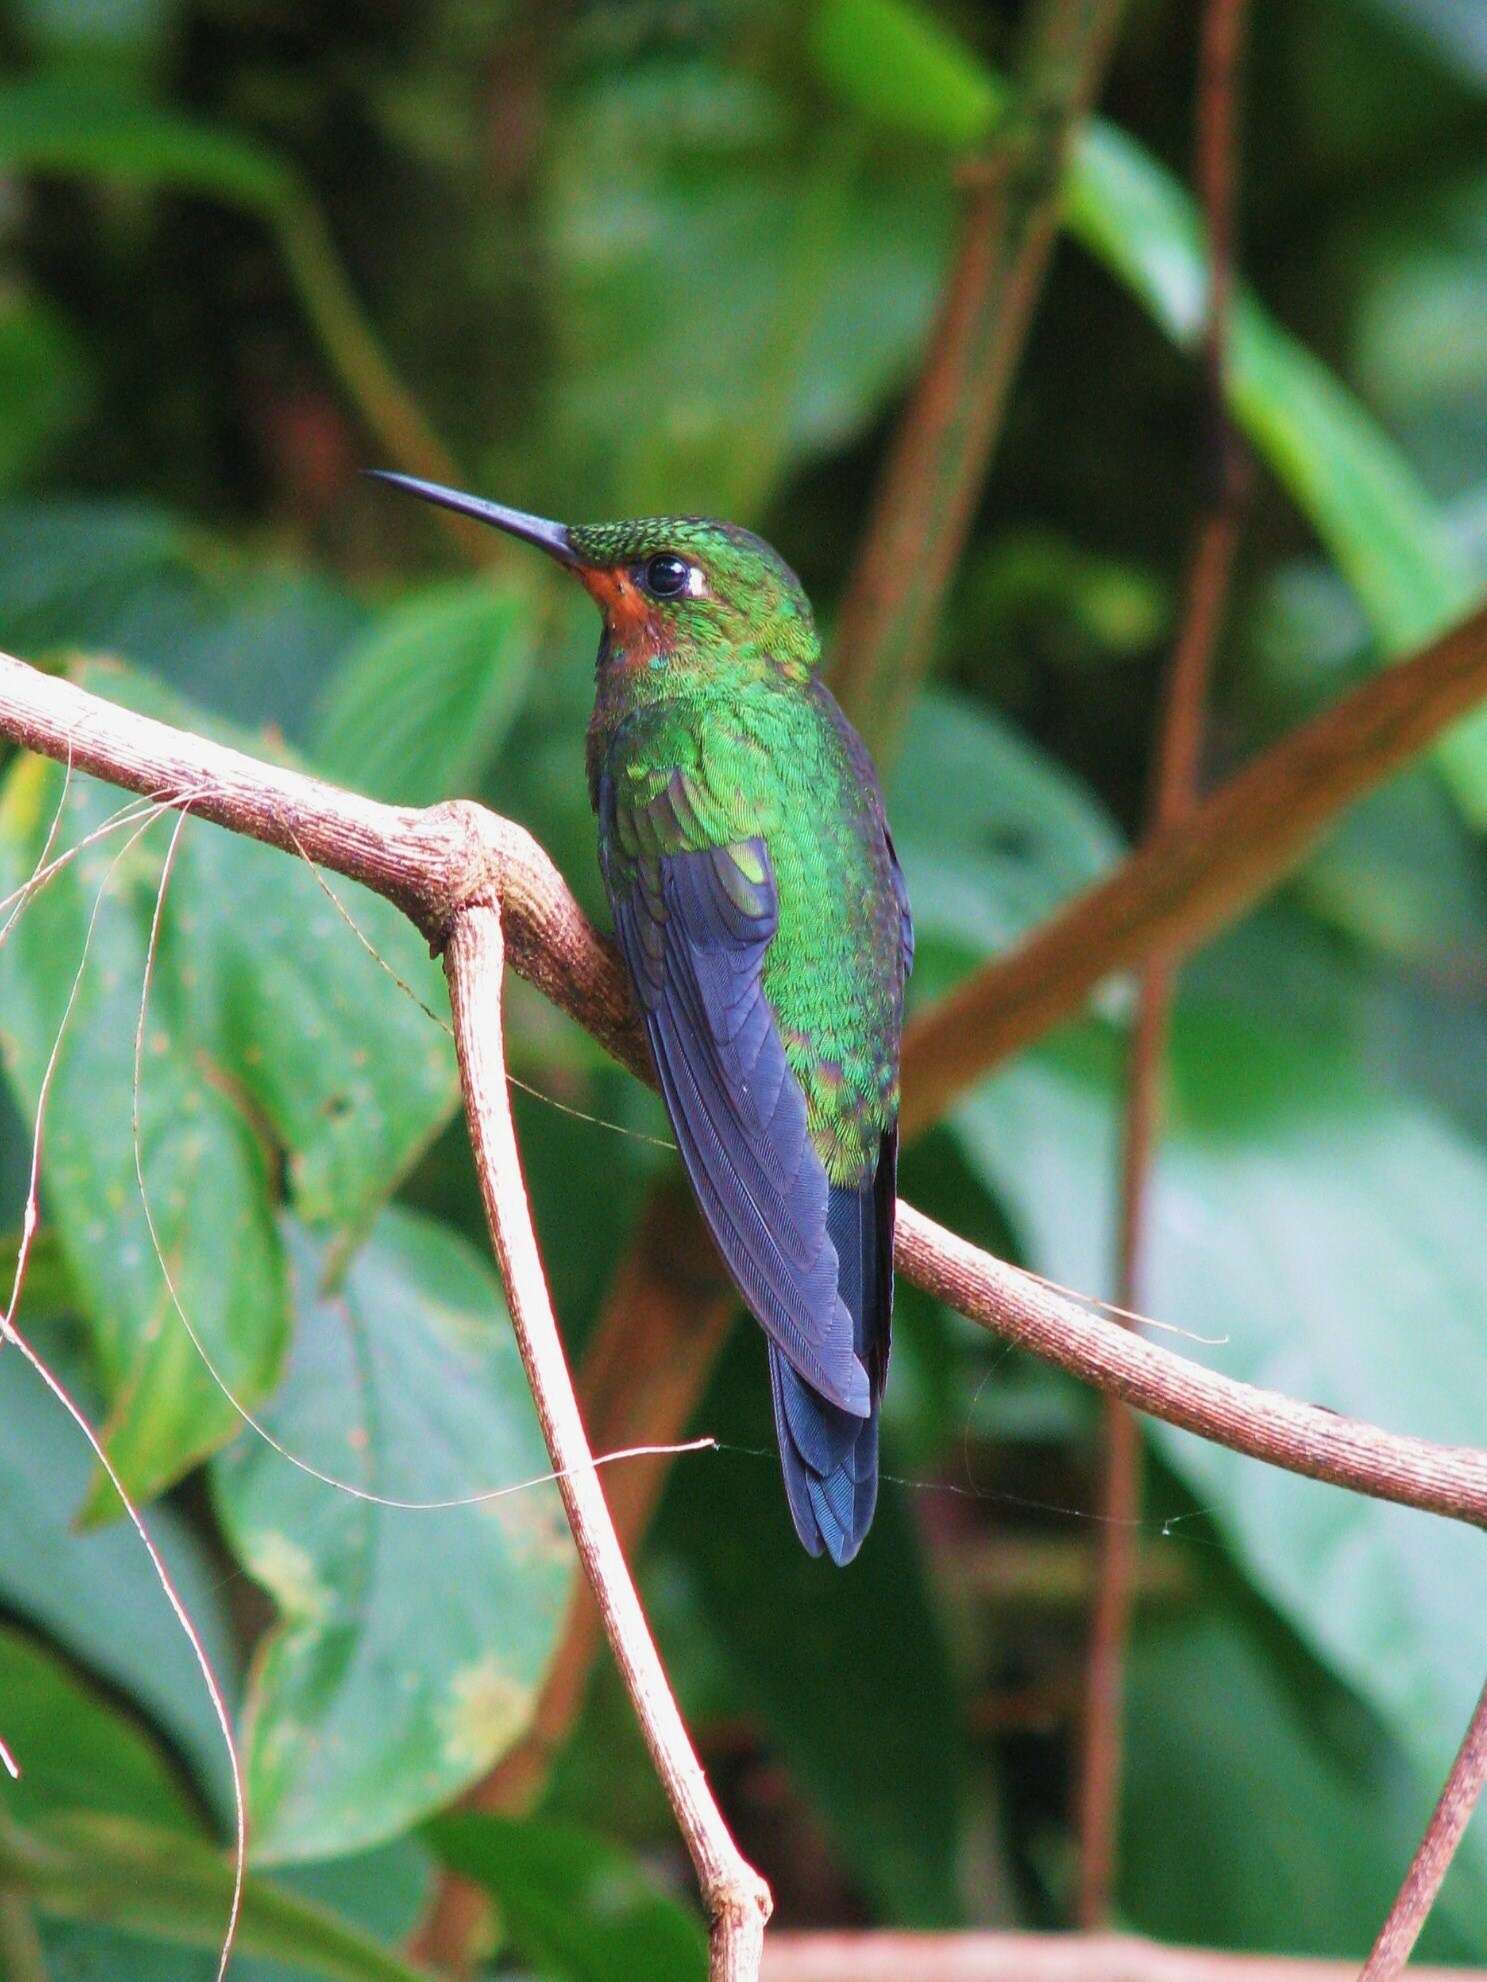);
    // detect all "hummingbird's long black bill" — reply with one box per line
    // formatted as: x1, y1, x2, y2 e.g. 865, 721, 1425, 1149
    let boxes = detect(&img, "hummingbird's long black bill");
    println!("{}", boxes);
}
366, 471, 578, 564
